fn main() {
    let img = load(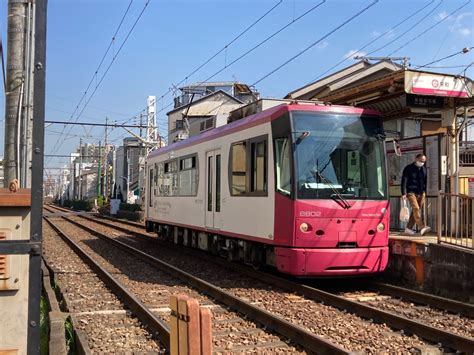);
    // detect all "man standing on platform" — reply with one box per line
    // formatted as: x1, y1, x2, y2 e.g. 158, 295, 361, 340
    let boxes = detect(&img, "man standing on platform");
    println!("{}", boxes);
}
401, 153, 431, 236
